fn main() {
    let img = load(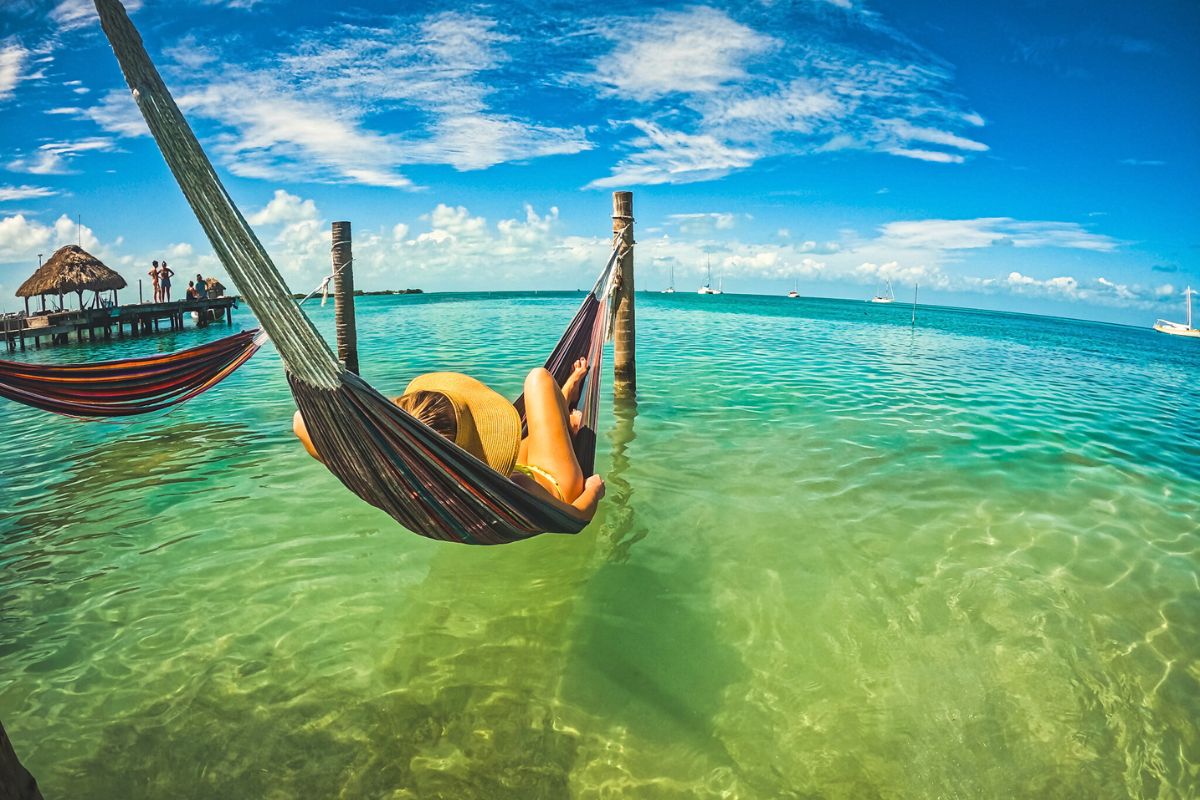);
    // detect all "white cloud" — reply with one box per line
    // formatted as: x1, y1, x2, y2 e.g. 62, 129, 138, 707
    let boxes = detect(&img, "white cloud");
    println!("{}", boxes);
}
877, 218, 1119, 252
583, 5, 989, 186
587, 120, 757, 188
118, 11, 592, 186
0, 185, 58, 202
0, 43, 26, 102
51, 0, 143, 32
7, 138, 118, 175
0, 215, 52, 258
246, 189, 319, 226
181, 82, 414, 188
243, 191, 329, 278
1097, 276, 1134, 300
77, 89, 149, 138
887, 120, 989, 152
75, 191, 1171, 316
1007, 271, 1079, 298
887, 148, 966, 164
590, 7, 779, 100
409, 114, 591, 172
665, 212, 740, 233
233, 194, 596, 291
0, 213, 99, 261
704, 82, 842, 137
